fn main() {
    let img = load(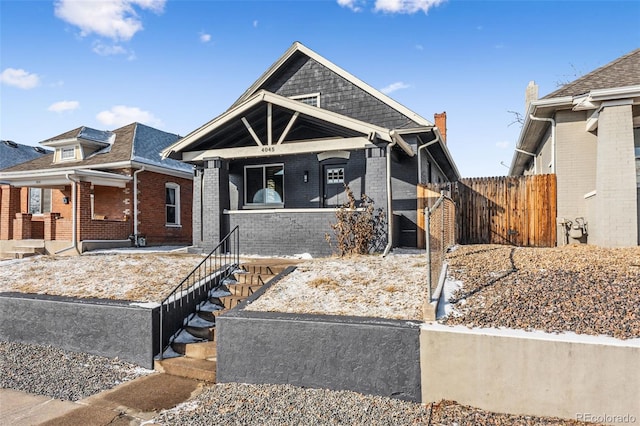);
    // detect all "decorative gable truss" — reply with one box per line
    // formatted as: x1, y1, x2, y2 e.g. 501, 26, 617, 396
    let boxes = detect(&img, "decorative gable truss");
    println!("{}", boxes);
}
162, 90, 414, 162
